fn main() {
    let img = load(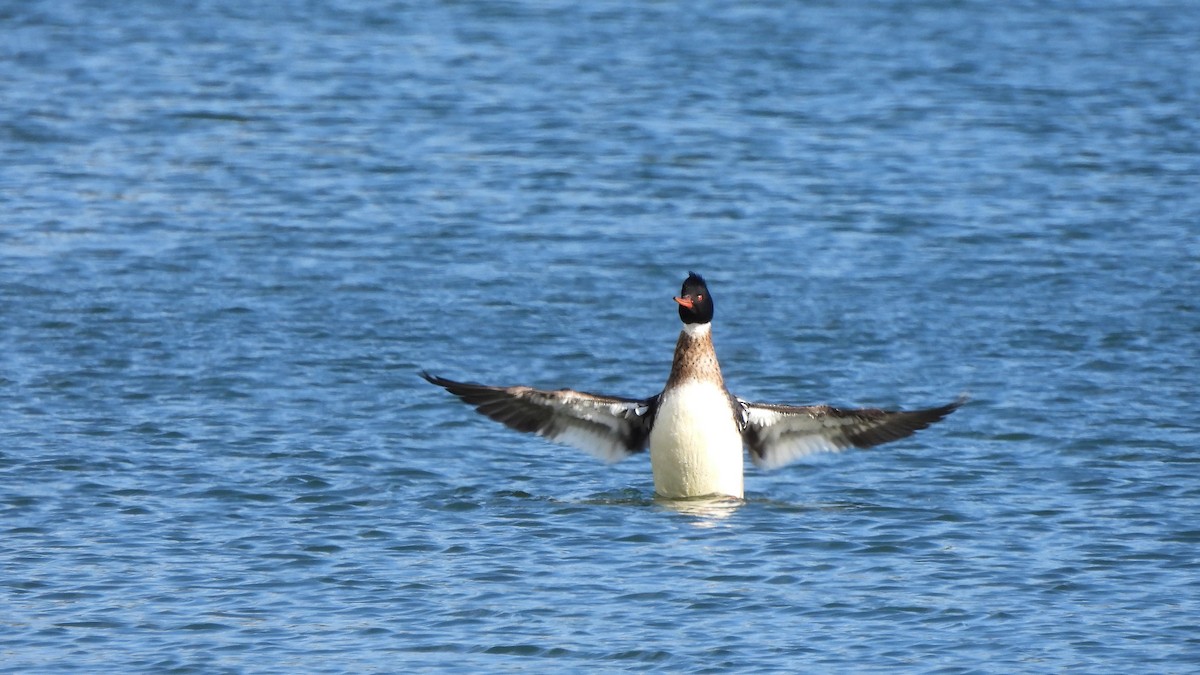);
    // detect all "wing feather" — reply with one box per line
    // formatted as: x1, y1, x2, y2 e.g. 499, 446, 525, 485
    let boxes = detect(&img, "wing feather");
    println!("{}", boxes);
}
739, 396, 965, 470
422, 372, 658, 462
